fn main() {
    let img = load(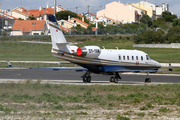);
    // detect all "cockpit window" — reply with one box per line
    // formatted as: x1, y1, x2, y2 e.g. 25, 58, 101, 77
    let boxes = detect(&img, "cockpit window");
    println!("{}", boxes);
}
146, 55, 151, 60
